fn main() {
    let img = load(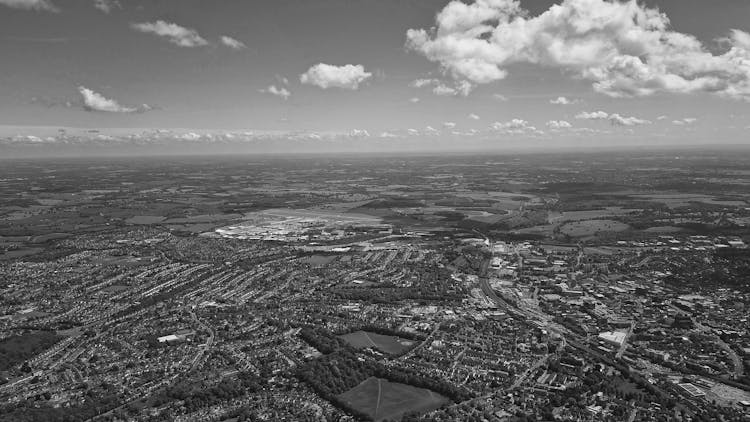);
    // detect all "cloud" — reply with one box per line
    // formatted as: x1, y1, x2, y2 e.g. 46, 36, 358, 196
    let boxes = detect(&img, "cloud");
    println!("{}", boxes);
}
275, 75, 289, 85
547, 120, 572, 129
409, 97, 420, 103
78, 86, 150, 113
260, 85, 290, 100
410, 78, 438, 88
492, 119, 529, 130
432, 80, 473, 96
410, 78, 472, 96
576, 111, 609, 120
93, 0, 119, 14
443, 122, 457, 129
657, 115, 668, 120
130, 20, 208, 47
550, 96, 578, 105
0, 0, 58, 11
575, 110, 651, 126
379, 131, 398, 138
406, 0, 750, 100
349, 129, 370, 138
672, 117, 697, 125
491, 118, 544, 135
468, 113, 480, 120
299, 63, 372, 90
492, 94, 508, 101
220, 36, 246, 50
